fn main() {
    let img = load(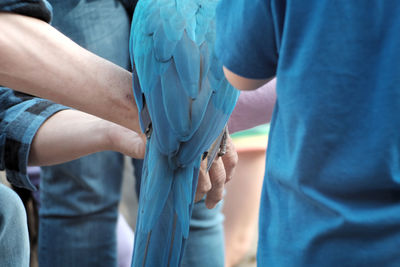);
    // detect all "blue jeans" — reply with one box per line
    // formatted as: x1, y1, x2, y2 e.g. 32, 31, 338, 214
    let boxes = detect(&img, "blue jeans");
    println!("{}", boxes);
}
181, 200, 225, 267
0, 184, 29, 267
